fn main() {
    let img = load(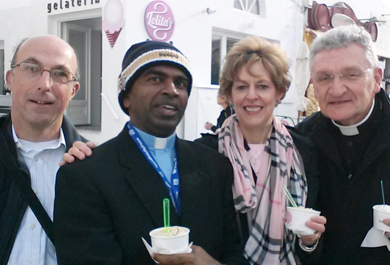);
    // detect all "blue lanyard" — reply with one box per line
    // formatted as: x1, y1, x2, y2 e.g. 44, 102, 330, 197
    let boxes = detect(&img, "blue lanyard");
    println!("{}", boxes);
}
127, 123, 181, 217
